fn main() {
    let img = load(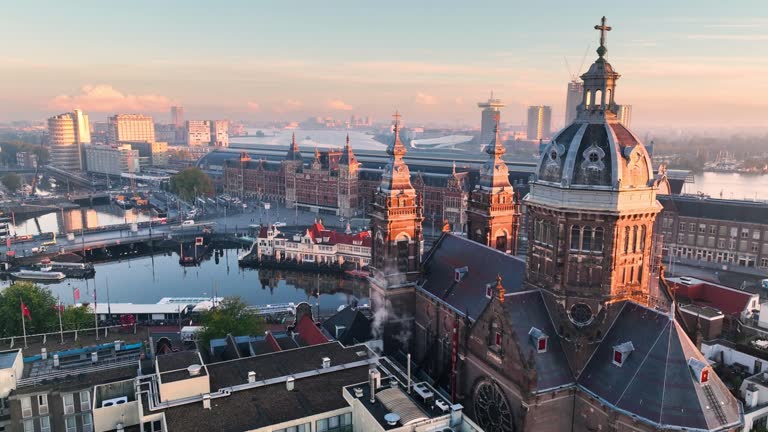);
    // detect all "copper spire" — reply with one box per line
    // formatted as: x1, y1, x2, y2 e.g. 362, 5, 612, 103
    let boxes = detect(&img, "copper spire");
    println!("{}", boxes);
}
387, 110, 407, 158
